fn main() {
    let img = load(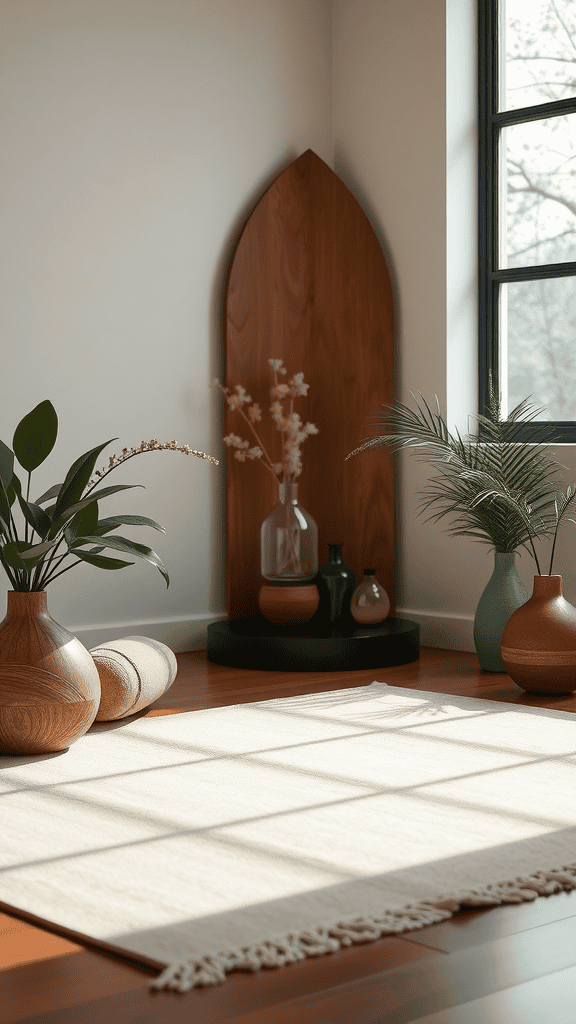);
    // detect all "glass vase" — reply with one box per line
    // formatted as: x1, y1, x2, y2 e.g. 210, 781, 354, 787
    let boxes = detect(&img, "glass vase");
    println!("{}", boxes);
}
260, 481, 318, 583
351, 569, 390, 625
